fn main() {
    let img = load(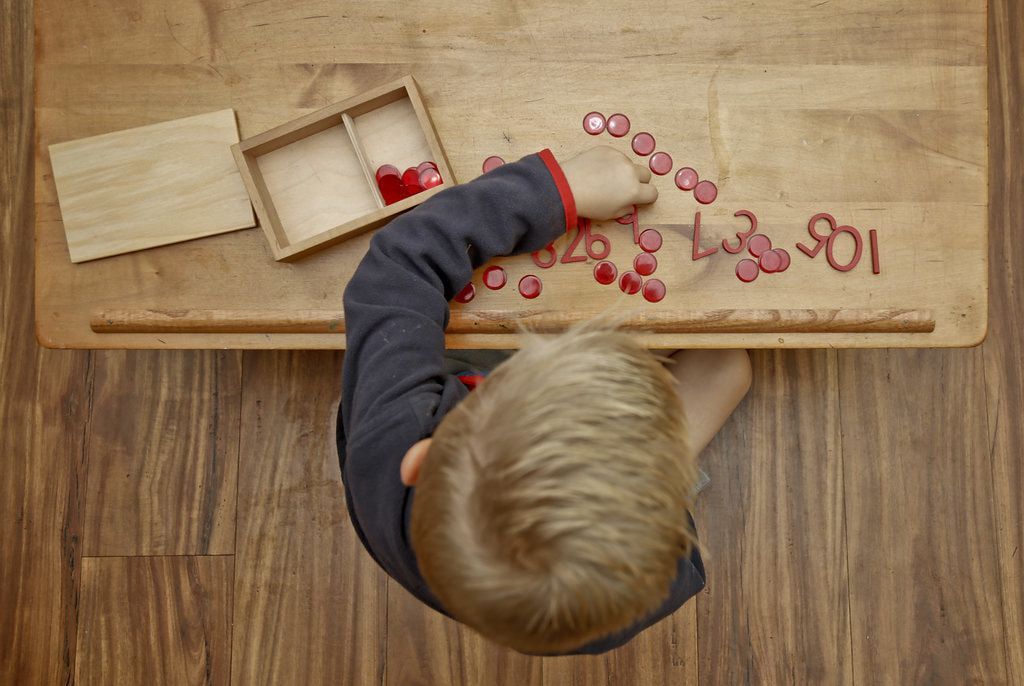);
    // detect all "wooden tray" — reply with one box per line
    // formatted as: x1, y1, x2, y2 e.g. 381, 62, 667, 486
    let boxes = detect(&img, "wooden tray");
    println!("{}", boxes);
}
232, 76, 453, 261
